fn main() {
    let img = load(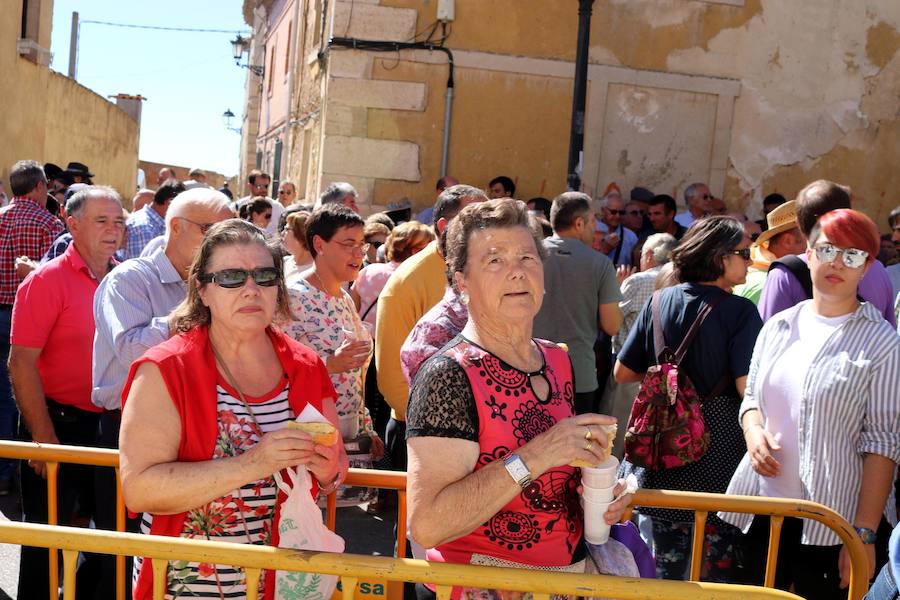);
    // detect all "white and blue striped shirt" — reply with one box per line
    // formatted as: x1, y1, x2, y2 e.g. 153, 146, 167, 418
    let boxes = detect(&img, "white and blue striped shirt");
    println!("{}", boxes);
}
720, 300, 900, 545
91, 246, 186, 410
